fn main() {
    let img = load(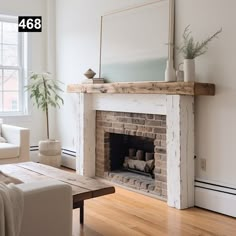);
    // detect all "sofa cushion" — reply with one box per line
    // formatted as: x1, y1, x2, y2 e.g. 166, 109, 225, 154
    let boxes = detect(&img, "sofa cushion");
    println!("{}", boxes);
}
0, 143, 20, 159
